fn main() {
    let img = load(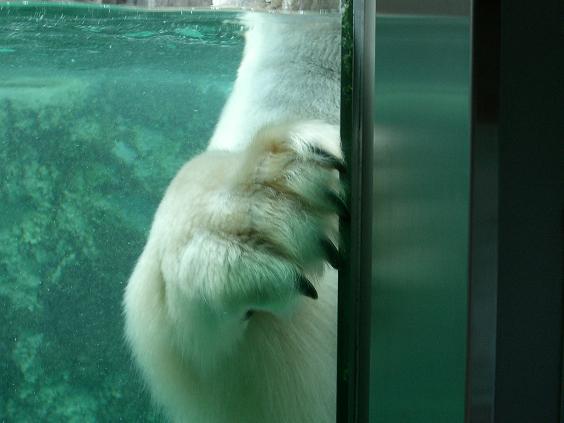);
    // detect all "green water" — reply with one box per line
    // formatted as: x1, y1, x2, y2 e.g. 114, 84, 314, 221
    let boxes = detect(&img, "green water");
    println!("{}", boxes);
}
0, 3, 243, 421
